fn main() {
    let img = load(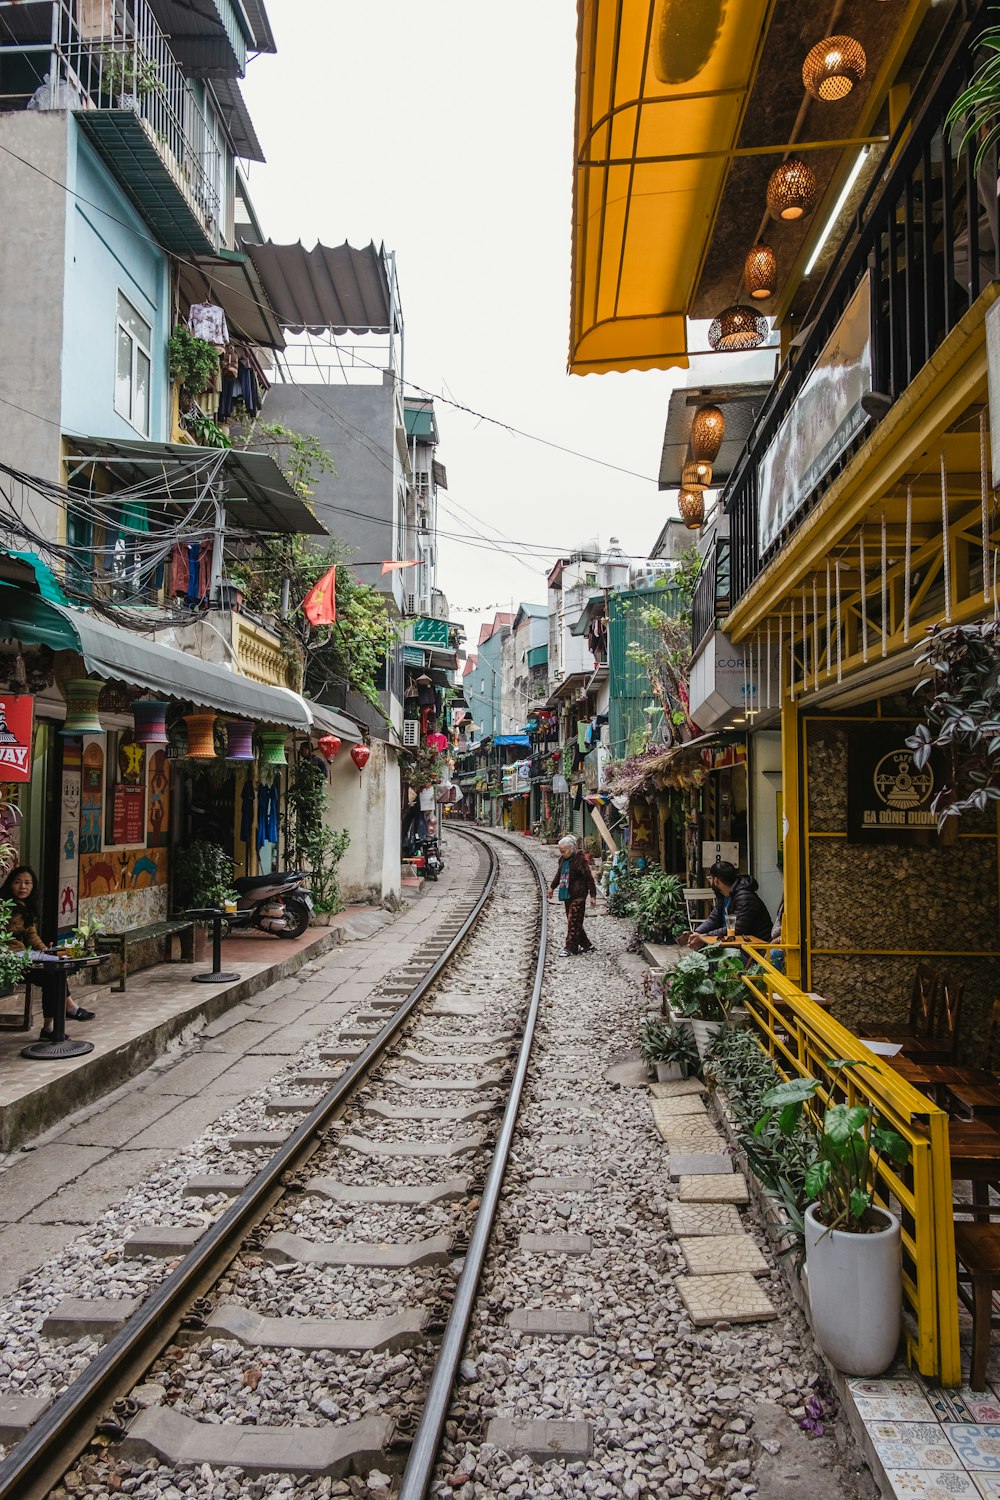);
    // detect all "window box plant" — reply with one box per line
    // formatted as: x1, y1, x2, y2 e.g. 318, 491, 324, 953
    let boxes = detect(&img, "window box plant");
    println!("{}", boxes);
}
756, 1068, 910, 1375
639, 1016, 699, 1081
